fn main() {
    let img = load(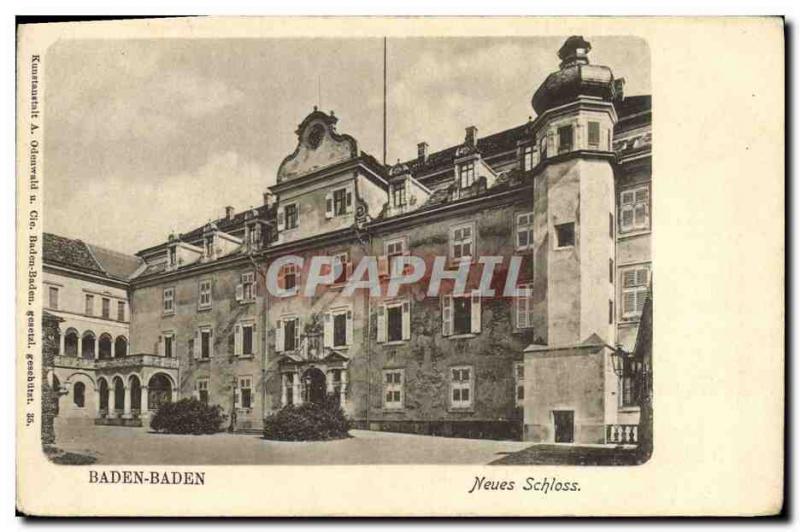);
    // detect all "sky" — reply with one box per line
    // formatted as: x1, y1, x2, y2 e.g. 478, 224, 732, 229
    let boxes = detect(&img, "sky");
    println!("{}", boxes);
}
43, 36, 650, 255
